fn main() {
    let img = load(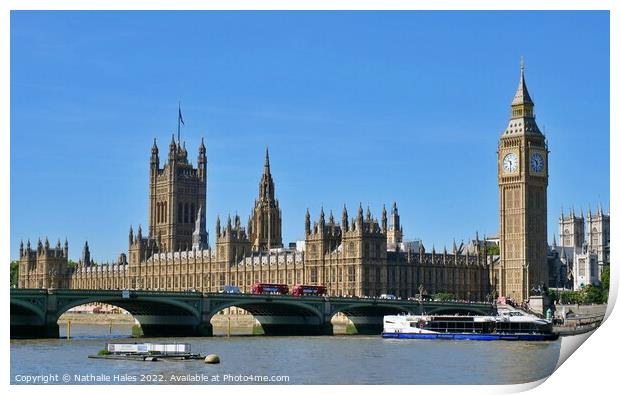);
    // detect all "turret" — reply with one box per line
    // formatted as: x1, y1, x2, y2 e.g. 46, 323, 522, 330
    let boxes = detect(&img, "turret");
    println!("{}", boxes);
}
306, 209, 310, 236
391, 202, 400, 229
19, 240, 24, 257
150, 138, 159, 171
381, 204, 388, 232
342, 205, 349, 232
128, 225, 134, 246
192, 205, 209, 250
63, 238, 68, 258
235, 213, 242, 238
357, 204, 363, 227
82, 241, 91, 265
180, 141, 188, 160
198, 137, 207, 181
216, 215, 221, 237
168, 134, 177, 161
